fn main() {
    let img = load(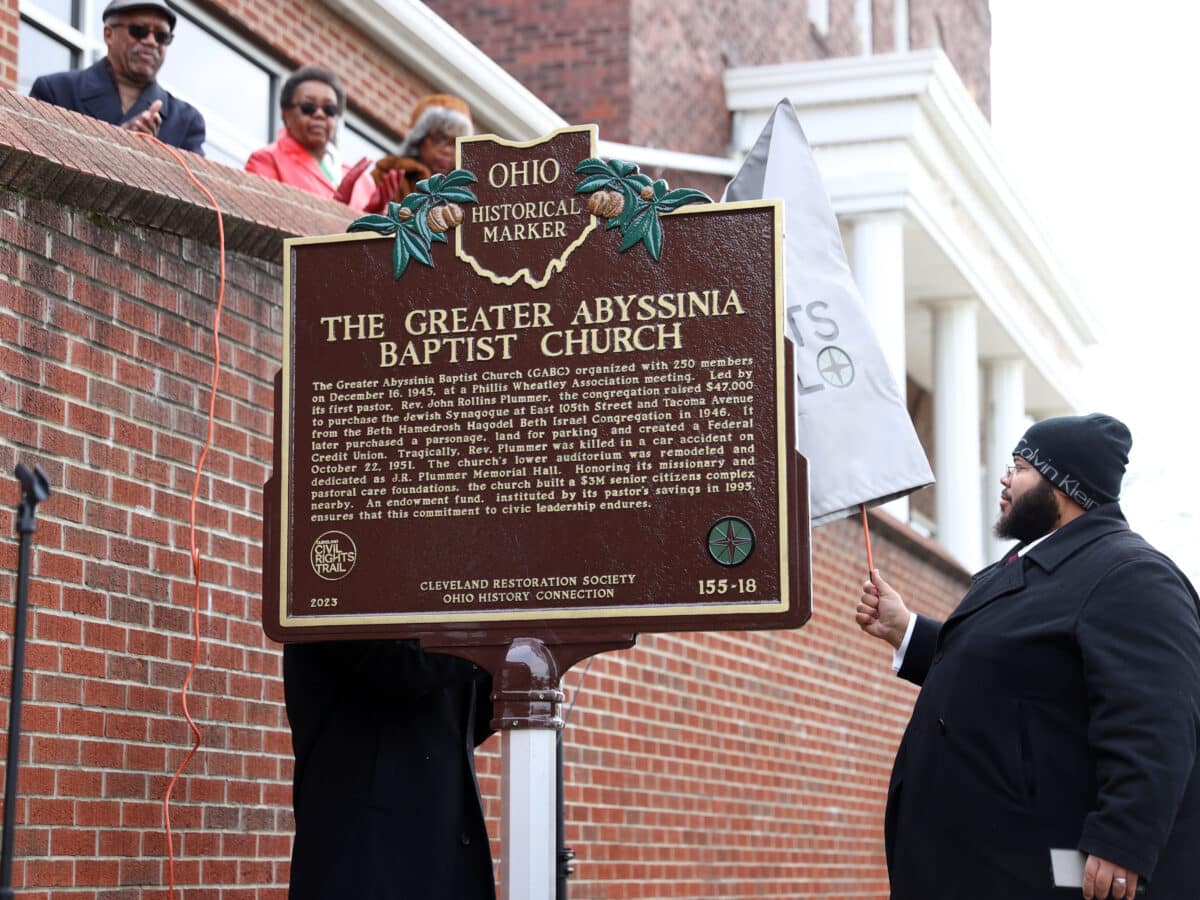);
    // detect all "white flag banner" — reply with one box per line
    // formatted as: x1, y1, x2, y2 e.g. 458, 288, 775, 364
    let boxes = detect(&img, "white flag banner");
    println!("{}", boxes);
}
724, 99, 934, 525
